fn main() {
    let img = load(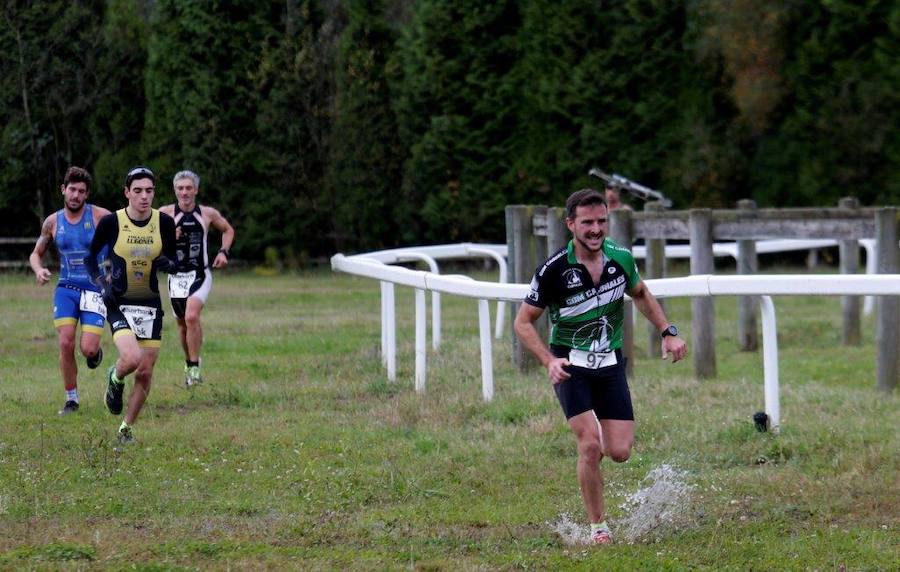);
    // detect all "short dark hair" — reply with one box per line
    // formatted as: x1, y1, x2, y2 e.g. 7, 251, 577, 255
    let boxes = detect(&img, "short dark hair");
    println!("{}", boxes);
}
125, 166, 155, 188
565, 188, 606, 219
63, 166, 92, 192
